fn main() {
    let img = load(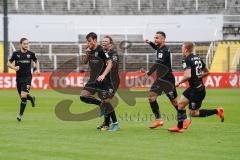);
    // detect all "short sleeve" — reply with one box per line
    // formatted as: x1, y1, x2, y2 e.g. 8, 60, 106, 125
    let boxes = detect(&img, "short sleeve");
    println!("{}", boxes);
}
9, 53, 16, 63
110, 53, 118, 63
182, 58, 191, 70
31, 52, 37, 62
